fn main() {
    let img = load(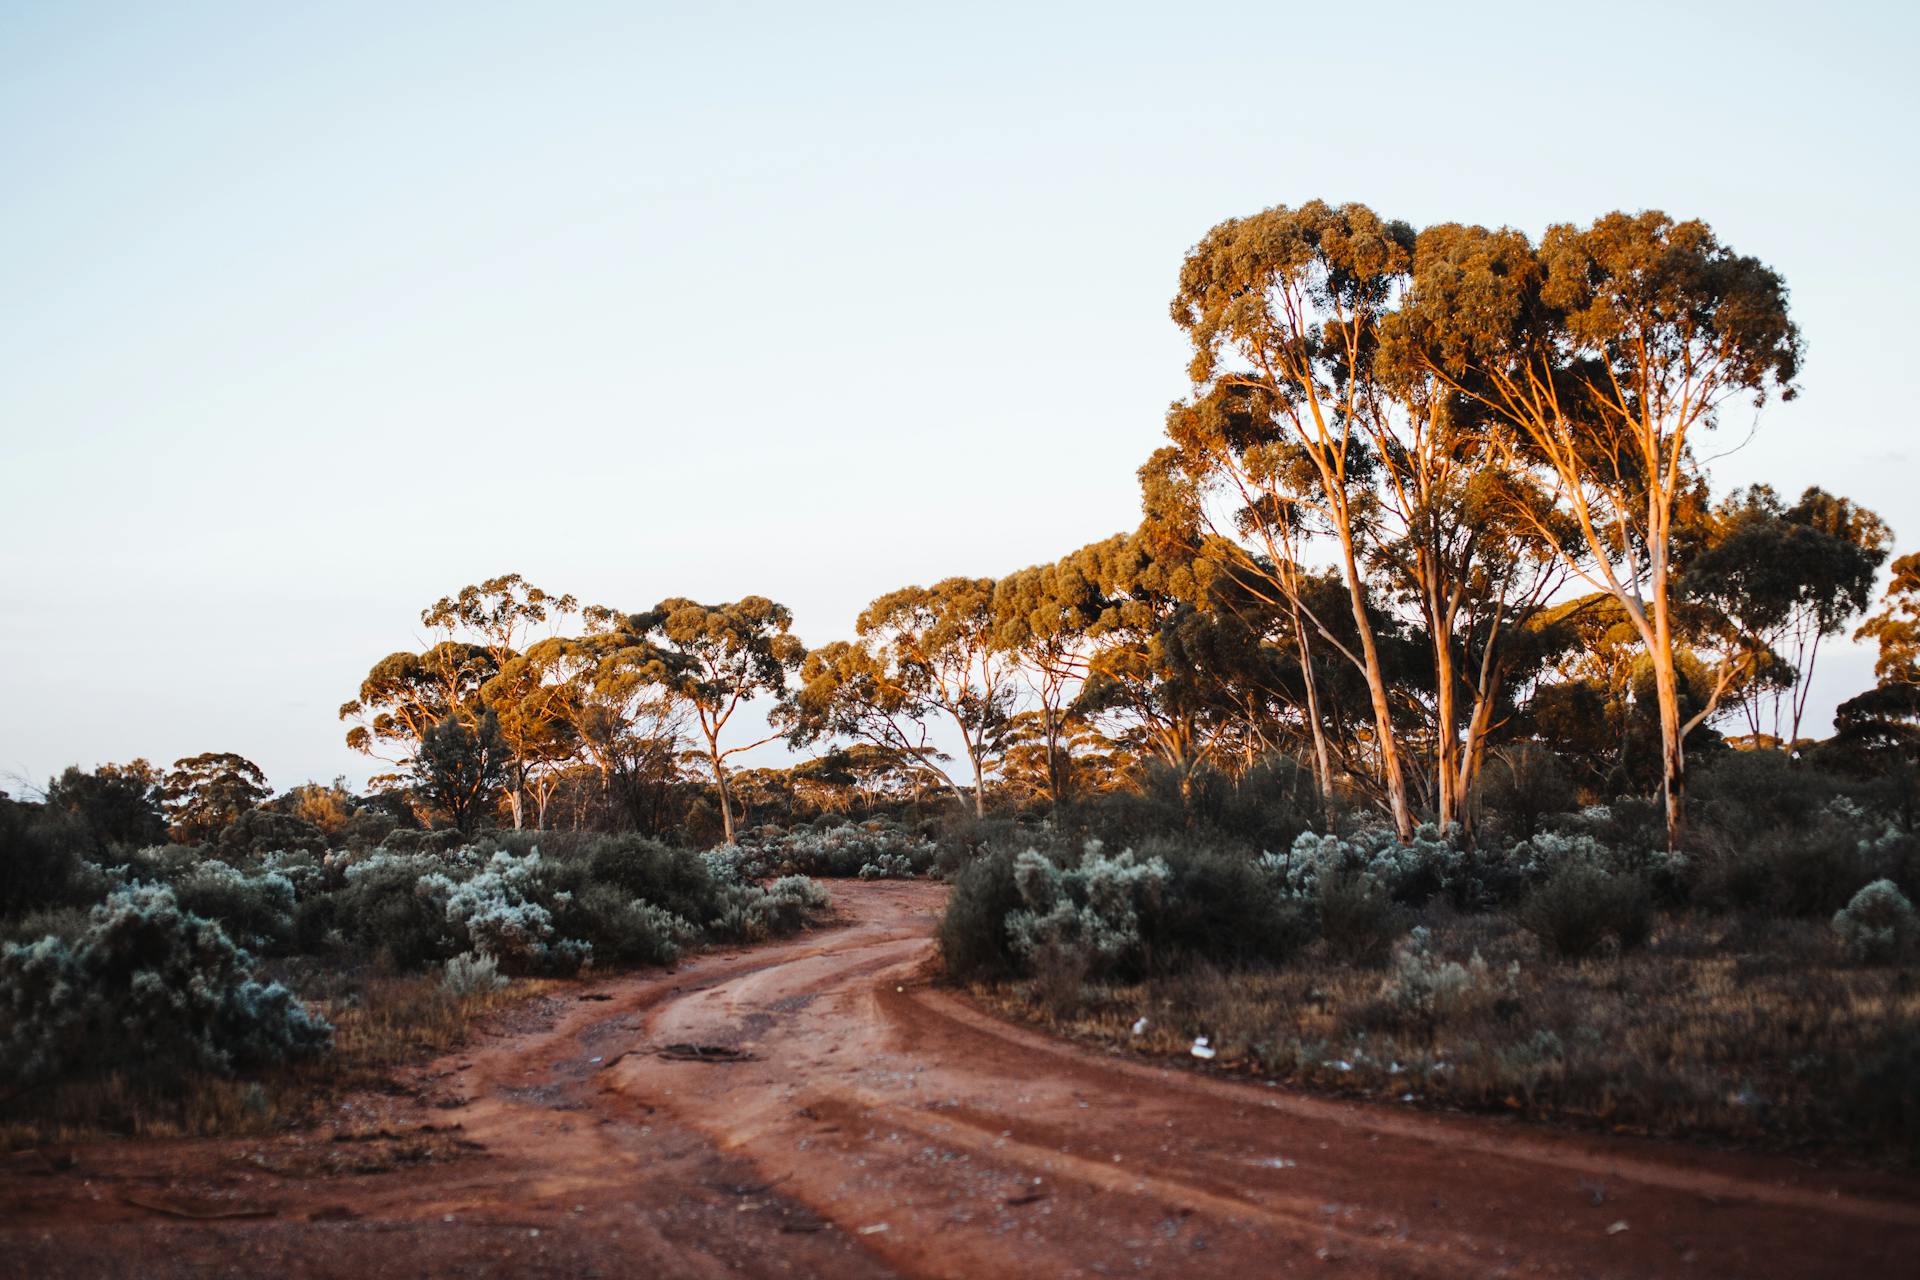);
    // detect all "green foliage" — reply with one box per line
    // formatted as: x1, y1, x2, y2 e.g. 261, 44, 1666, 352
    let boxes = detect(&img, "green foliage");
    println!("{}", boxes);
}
551, 885, 693, 967
217, 806, 329, 856
1519, 862, 1652, 959
1375, 927, 1517, 1029
0, 795, 90, 916
937, 848, 1027, 983
336, 851, 464, 969
169, 860, 298, 954
413, 709, 510, 834
1314, 868, 1405, 964
0, 885, 330, 1088
1131, 837, 1311, 970
42, 761, 166, 853
707, 819, 936, 880
1833, 880, 1918, 964
1005, 844, 1169, 981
